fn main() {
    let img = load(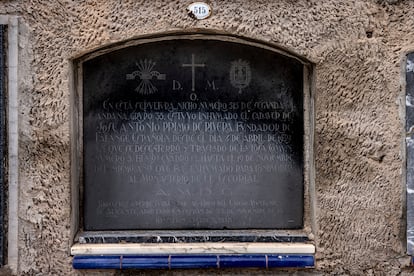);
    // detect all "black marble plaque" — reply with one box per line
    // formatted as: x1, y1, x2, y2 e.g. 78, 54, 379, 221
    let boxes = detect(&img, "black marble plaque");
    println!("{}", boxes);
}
83, 39, 304, 230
